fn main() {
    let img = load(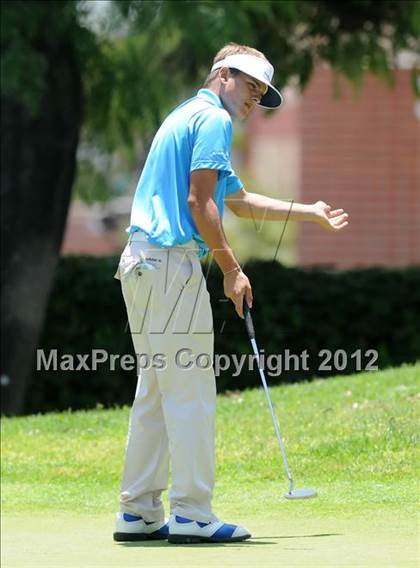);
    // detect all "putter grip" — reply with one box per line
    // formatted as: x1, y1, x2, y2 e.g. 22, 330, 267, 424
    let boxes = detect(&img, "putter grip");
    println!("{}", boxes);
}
243, 300, 255, 339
